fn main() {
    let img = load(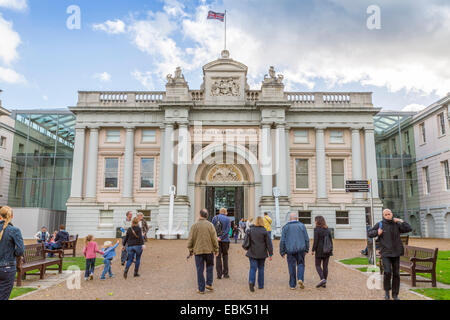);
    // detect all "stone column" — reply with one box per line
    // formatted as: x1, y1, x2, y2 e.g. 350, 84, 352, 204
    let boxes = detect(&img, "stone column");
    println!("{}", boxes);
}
163, 123, 174, 196
70, 127, 86, 198
158, 126, 165, 197
364, 127, 379, 198
261, 124, 272, 197
351, 128, 363, 199
315, 128, 327, 200
85, 127, 99, 199
285, 126, 291, 196
275, 124, 288, 196
122, 126, 135, 199
177, 123, 189, 197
